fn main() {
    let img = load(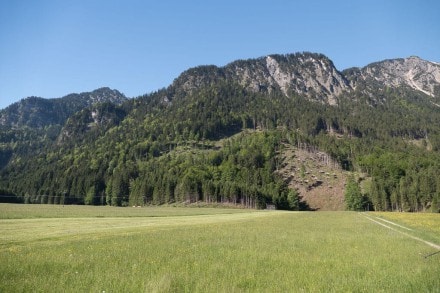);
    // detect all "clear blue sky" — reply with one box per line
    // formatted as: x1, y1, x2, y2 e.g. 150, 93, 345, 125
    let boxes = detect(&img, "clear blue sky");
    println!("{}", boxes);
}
1, 0, 439, 109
